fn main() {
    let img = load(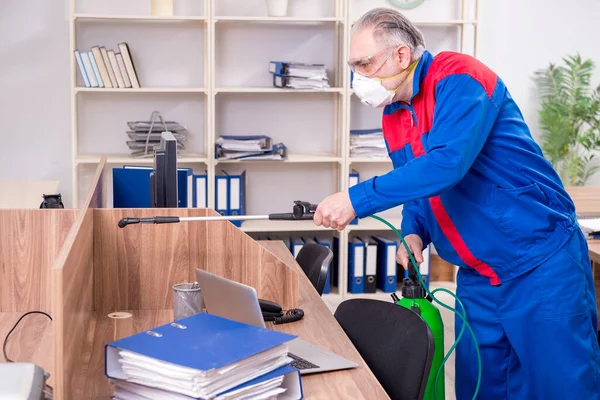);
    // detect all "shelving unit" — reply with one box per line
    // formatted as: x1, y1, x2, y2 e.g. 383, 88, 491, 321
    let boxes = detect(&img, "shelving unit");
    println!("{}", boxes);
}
69, 0, 478, 302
